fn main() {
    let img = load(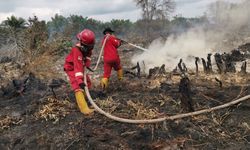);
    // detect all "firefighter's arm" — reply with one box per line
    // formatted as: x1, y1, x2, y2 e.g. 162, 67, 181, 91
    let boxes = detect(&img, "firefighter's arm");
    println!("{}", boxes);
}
73, 47, 84, 85
110, 35, 121, 48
